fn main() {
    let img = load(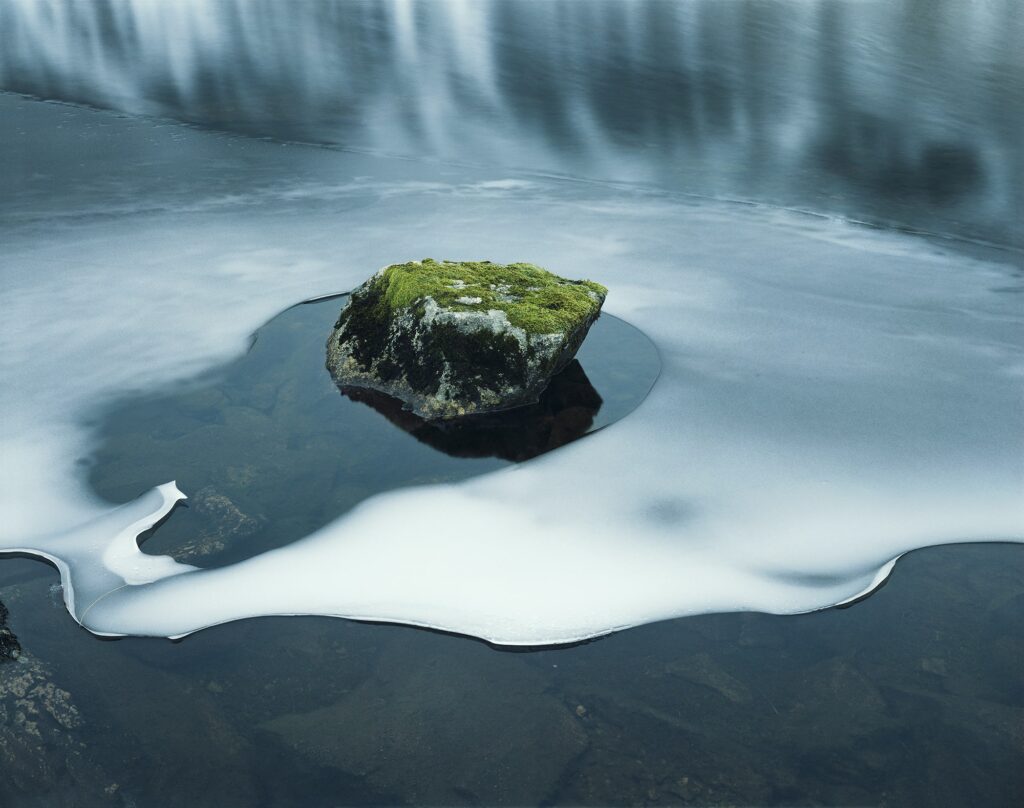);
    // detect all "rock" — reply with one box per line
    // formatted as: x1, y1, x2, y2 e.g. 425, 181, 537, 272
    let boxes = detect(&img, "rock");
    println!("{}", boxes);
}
663, 652, 752, 704
326, 259, 607, 419
0, 643, 118, 806
173, 486, 261, 562
261, 643, 589, 805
